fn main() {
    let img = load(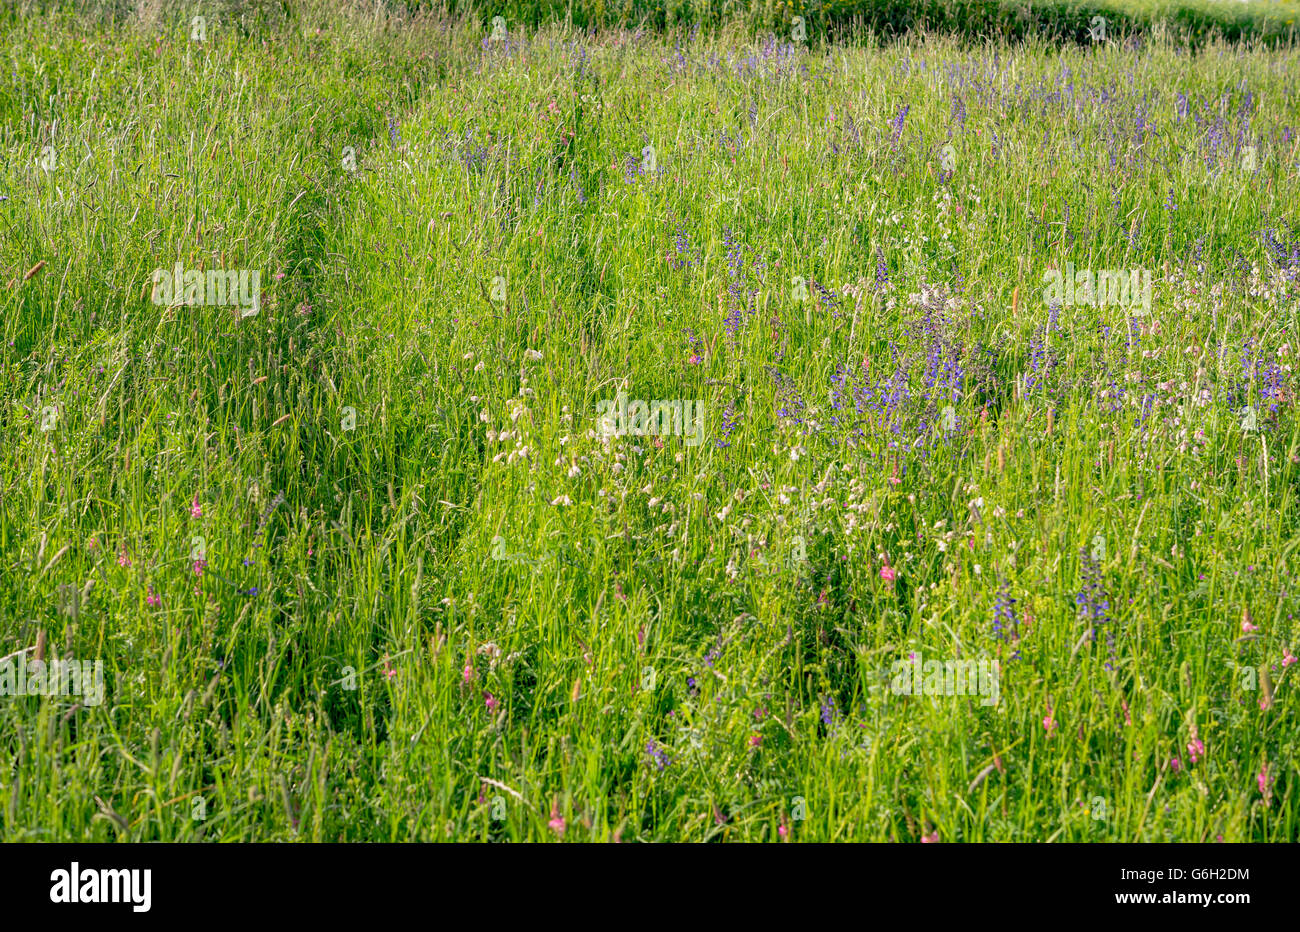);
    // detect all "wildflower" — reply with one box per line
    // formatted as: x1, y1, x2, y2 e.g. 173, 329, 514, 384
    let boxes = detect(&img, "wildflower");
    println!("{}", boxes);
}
879, 564, 896, 583
484, 692, 497, 712
1187, 737, 1204, 765
117, 546, 131, 568
463, 663, 474, 684
1170, 757, 1181, 772
716, 402, 739, 448
1043, 703, 1057, 738
190, 495, 202, 518
920, 831, 939, 843
1077, 549, 1115, 669
992, 581, 1020, 659
748, 734, 762, 748
889, 104, 909, 150
645, 739, 671, 771
820, 694, 837, 727
1283, 648, 1297, 668
548, 804, 566, 836
146, 586, 160, 607
1258, 763, 1272, 805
